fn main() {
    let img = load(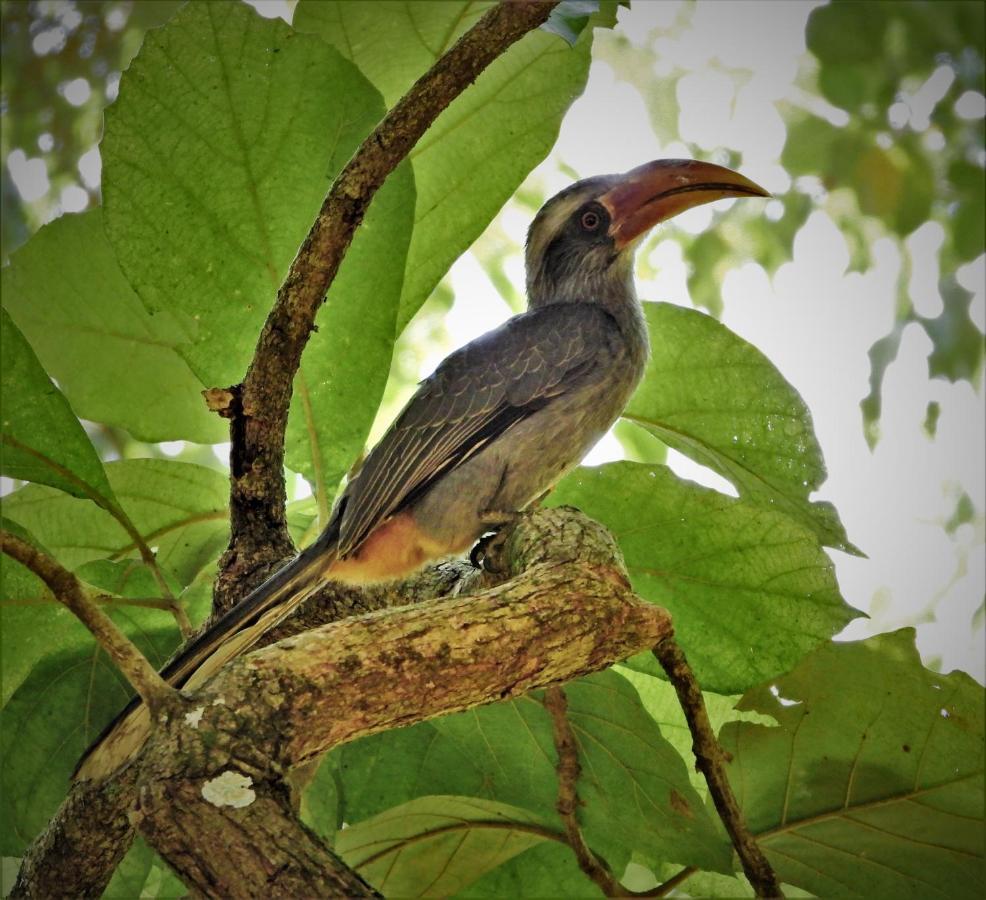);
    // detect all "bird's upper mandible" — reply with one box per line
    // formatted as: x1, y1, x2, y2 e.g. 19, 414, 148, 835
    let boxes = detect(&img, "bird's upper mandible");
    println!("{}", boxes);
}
525, 158, 768, 308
